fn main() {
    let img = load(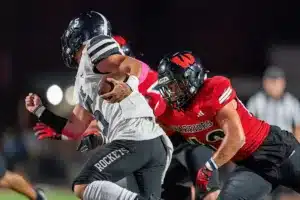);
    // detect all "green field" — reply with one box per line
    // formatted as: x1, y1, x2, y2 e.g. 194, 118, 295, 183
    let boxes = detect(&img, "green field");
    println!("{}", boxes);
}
0, 189, 77, 200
